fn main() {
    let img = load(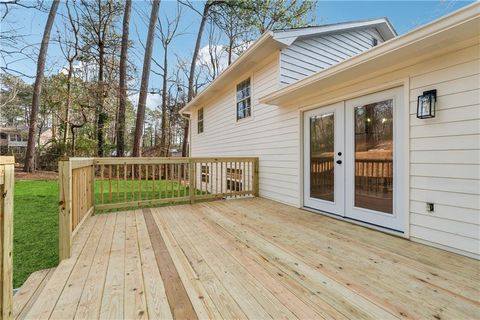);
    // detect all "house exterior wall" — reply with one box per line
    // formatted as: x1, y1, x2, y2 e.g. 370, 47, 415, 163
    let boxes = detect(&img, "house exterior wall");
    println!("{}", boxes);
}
190, 52, 303, 206
190, 38, 479, 258
280, 27, 384, 85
